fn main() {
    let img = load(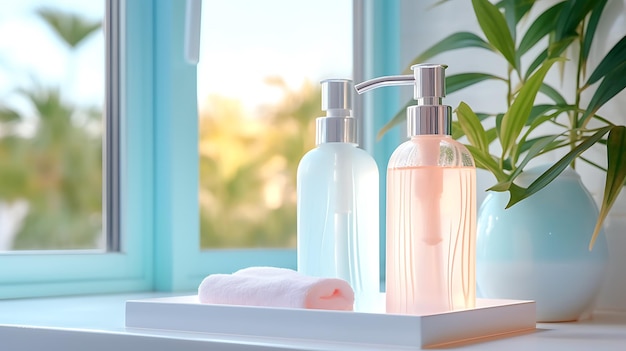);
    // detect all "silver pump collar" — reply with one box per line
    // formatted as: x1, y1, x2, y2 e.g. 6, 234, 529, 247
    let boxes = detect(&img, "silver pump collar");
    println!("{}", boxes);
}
407, 105, 451, 136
